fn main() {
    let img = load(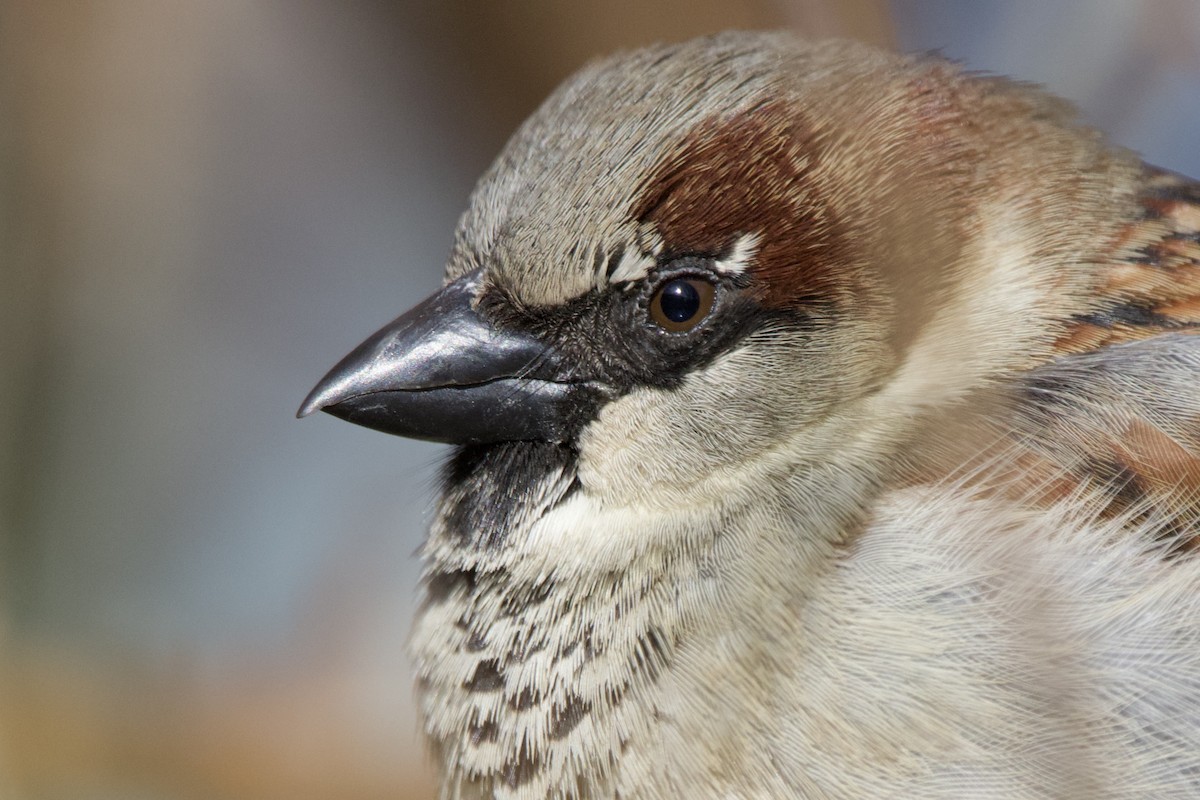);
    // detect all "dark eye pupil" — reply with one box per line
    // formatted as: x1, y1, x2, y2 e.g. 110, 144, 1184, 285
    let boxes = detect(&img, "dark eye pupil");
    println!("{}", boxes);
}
659, 279, 700, 323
